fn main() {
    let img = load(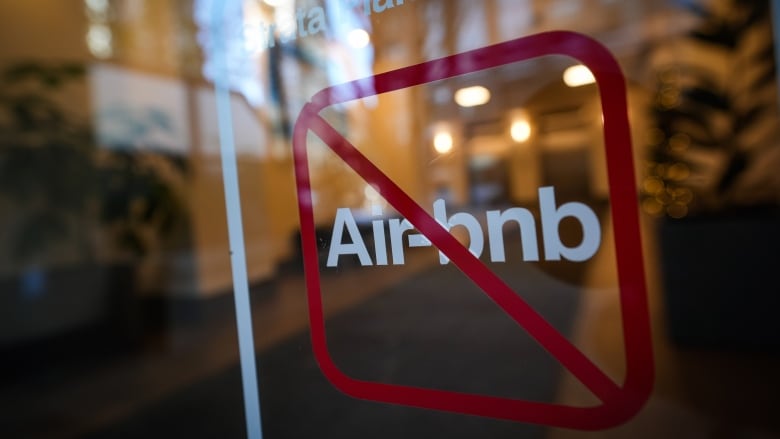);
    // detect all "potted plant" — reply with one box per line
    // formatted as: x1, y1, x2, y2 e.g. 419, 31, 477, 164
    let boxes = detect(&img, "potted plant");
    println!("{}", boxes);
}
0, 62, 188, 352
94, 141, 190, 342
642, 0, 780, 348
0, 62, 110, 350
